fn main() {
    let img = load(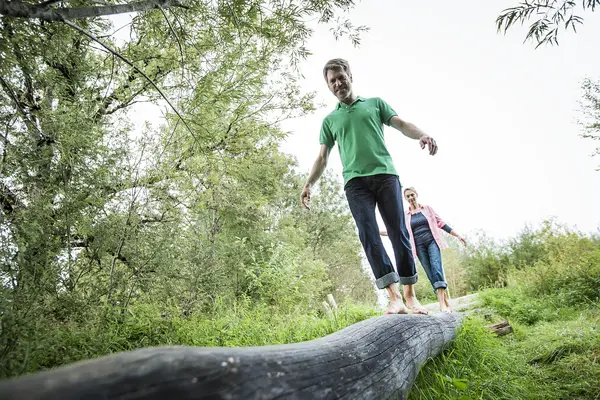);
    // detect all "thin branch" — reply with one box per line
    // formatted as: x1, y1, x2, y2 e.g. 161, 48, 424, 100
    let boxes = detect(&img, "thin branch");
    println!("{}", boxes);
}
0, 0, 188, 22
105, 99, 148, 115
0, 75, 45, 140
1, 116, 16, 177
63, 20, 199, 143
158, 6, 184, 73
